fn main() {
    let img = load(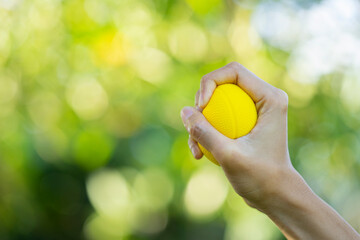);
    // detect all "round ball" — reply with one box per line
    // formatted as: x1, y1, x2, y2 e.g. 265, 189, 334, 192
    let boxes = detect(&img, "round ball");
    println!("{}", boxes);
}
198, 84, 257, 165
